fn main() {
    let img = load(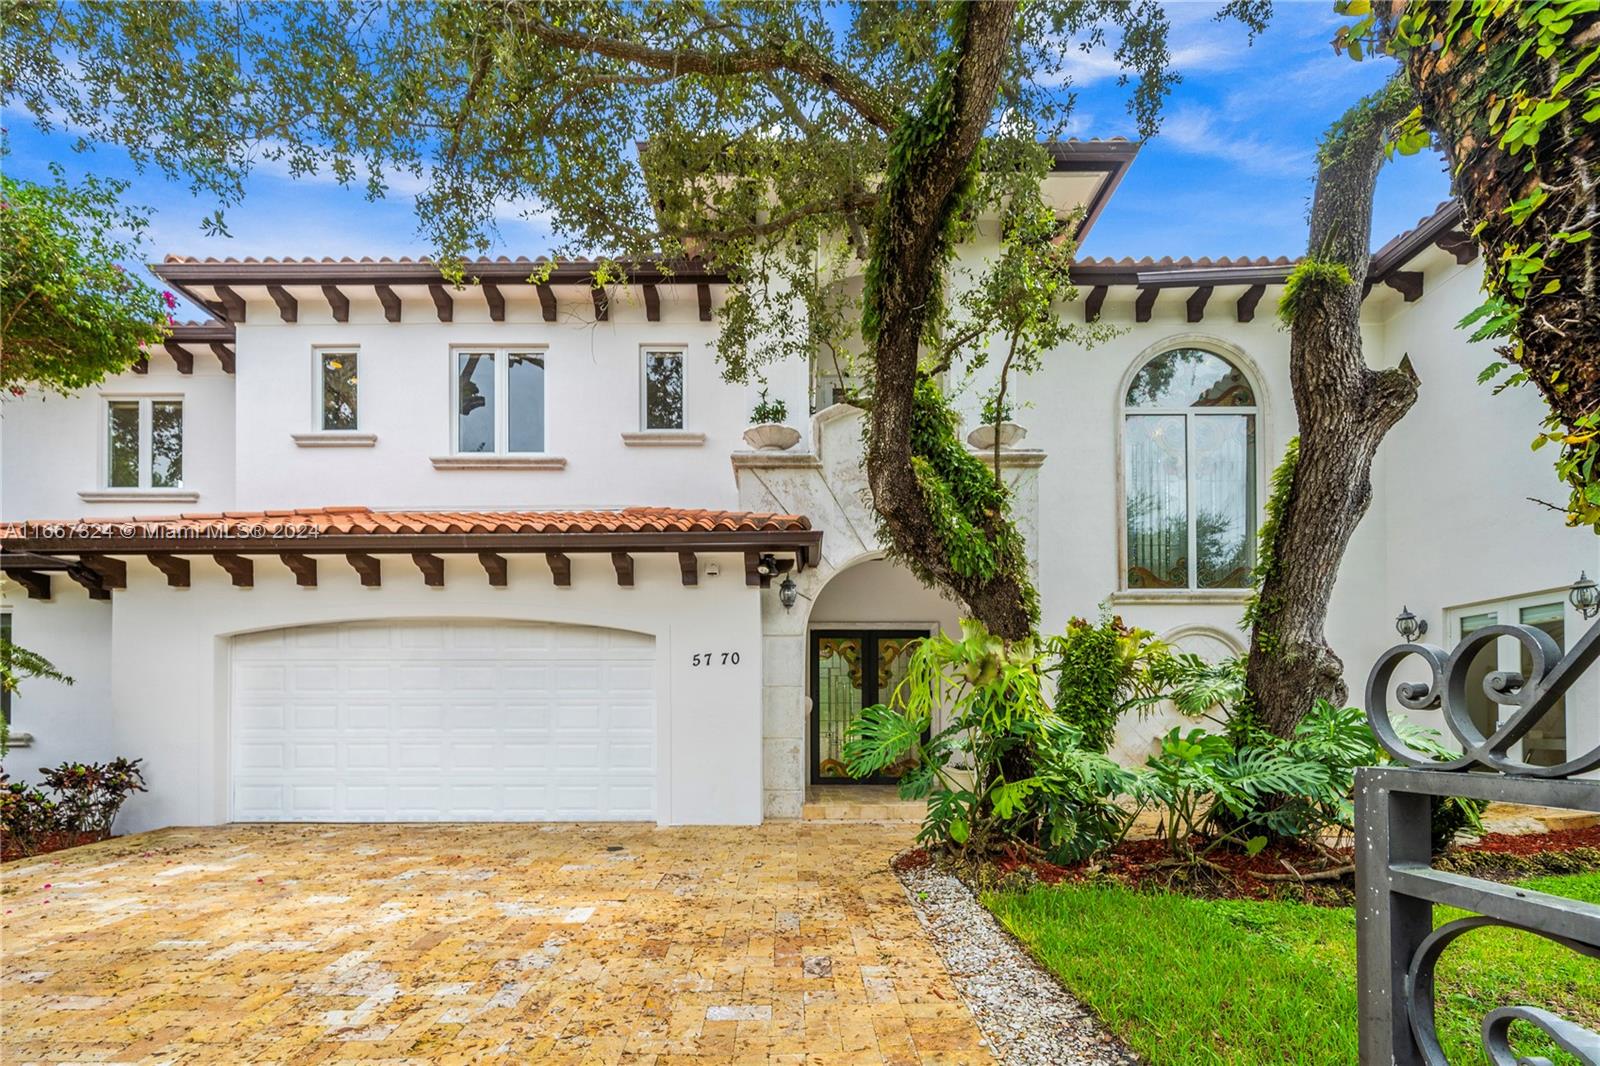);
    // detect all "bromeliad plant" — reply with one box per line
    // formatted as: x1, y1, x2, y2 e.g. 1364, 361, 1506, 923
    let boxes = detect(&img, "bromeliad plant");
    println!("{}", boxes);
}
843, 620, 1132, 862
